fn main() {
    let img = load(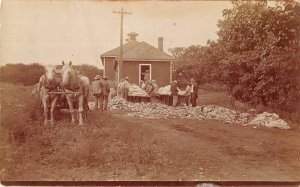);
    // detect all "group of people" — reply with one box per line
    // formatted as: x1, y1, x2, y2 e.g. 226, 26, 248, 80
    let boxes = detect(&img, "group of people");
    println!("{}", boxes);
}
170, 78, 198, 107
91, 75, 110, 110
91, 73, 199, 110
